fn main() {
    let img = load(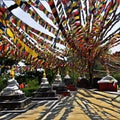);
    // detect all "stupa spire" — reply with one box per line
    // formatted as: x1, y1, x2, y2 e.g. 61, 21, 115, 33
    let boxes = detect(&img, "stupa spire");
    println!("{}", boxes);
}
10, 66, 15, 78
57, 69, 60, 75
43, 70, 46, 78
66, 71, 69, 75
